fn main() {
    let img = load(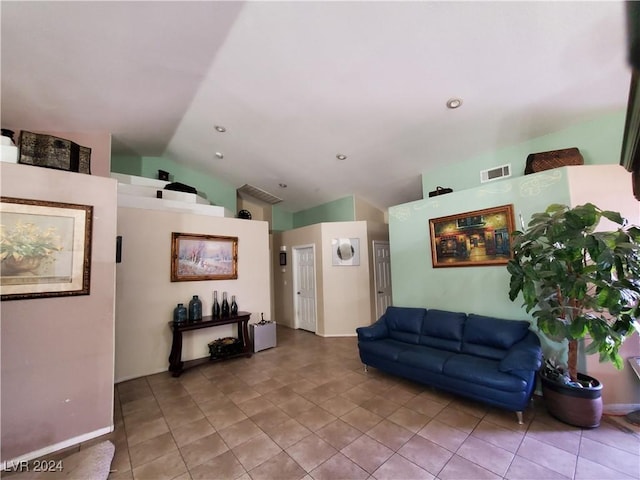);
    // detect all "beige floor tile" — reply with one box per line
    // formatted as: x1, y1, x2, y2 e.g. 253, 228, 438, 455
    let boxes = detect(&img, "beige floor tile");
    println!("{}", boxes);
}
366, 418, 414, 451
456, 435, 514, 477
387, 406, 431, 433
471, 418, 525, 454
128, 432, 178, 469
517, 436, 577, 479
126, 417, 170, 447
372, 453, 434, 480
179, 433, 229, 469
340, 433, 394, 474
340, 406, 383, 432
122, 396, 160, 417
397, 434, 453, 475
226, 387, 261, 405
433, 404, 481, 434
404, 395, 448, 418
505, 455, 571, 480
131, 450, 187, 480
170, 417, 215, 447
263, 386, 299, 403
340, 386, 373, 405
232, 433, 283, 471
252, 378, 286, 394
582, 418, 640, 455
279, 394, 316, 416
575, 456, 638, 480
188, 450, 245, 480
316, 419, 363, 450
262, 418, 312, 449
295, 406, 337, 431
526, 417, 582, 455
578, 436, 640, 478
361, 395, 401, 417
318, 395, 358, 417
301, 384, 338, 404
438, 454, 502, 480
248, 451, 307, 480
217, 418, 262, 449
163, 406, 205, 430
206, 404, 248, 430
417, 419, 468, 452
285, 433, 338, 472
250, 405, 292, 430
309, 452, 369, 480
236, 395, 275, 417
